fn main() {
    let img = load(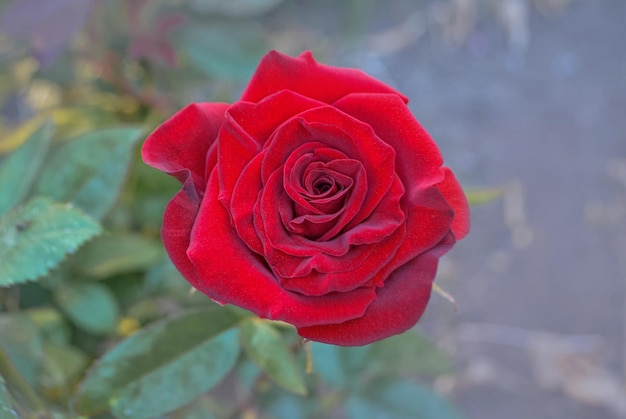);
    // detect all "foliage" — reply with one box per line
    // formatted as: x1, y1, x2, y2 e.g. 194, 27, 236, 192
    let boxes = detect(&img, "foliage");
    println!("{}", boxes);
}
0, 0, 495, 417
